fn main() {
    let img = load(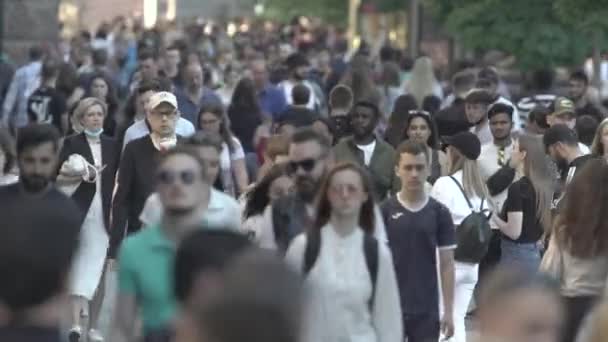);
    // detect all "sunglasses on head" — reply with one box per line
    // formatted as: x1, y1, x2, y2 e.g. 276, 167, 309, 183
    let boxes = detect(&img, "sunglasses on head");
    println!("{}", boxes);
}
157, 170, 197, 185
287, 158, 317, 174
408, 110, 431, 116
